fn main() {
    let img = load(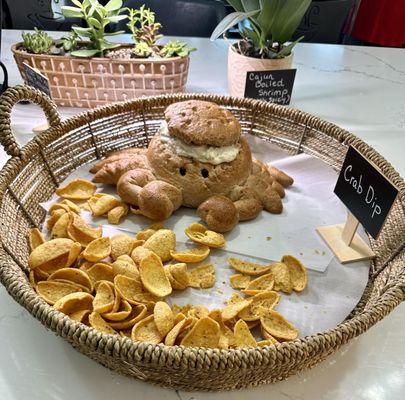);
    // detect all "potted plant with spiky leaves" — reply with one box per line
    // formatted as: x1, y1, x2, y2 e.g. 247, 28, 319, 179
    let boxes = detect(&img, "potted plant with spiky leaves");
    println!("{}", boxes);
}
11, 0, 195, 107
211, 0, 311, 97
